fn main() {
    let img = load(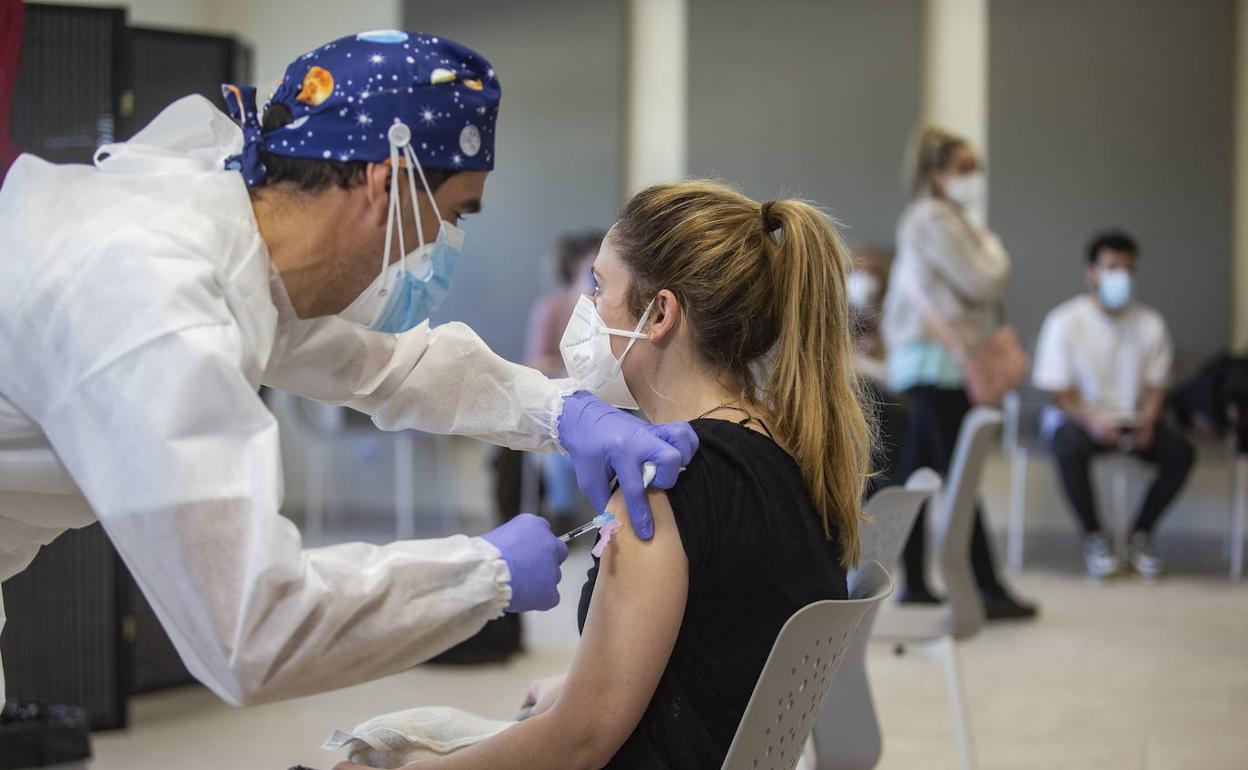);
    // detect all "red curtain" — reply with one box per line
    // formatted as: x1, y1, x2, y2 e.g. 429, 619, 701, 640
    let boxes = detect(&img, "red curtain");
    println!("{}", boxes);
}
0, 0, 25, 181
